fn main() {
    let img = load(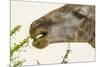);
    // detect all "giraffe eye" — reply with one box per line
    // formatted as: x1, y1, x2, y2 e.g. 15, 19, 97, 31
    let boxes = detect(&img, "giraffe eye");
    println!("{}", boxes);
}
35, 32, 47, 40
72, 11, 86, 19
